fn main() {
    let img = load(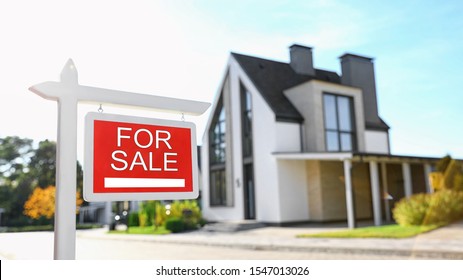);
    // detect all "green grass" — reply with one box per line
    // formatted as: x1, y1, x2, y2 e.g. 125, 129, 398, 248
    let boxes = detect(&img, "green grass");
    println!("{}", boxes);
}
109, 225, 171, 235
2, 224, 103, 233
297, 224, 440, 239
